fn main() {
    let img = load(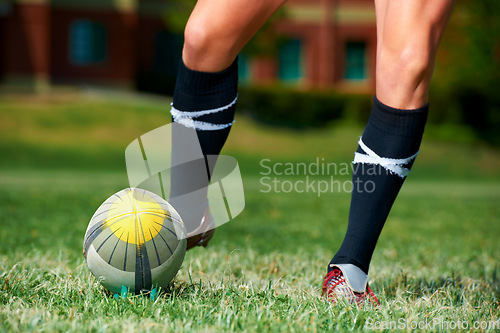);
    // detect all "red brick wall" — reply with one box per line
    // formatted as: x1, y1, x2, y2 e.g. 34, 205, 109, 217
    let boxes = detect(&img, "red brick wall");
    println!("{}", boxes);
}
252, 57, 278, 83
256, 0, 376, 90
4, 4, 50, 77
50, 8, 137, 85
275, 20, 338, 87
